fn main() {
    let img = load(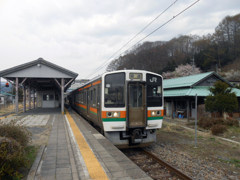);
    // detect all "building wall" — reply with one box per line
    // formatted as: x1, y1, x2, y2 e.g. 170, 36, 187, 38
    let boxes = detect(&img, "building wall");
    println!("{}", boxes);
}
197, 76, 222, 86
37, 91, 59, 108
